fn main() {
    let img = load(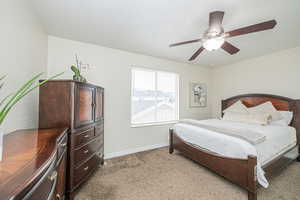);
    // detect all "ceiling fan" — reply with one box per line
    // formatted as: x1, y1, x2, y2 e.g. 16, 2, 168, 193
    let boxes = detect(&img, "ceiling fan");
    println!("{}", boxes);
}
169, 11, 277, 61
